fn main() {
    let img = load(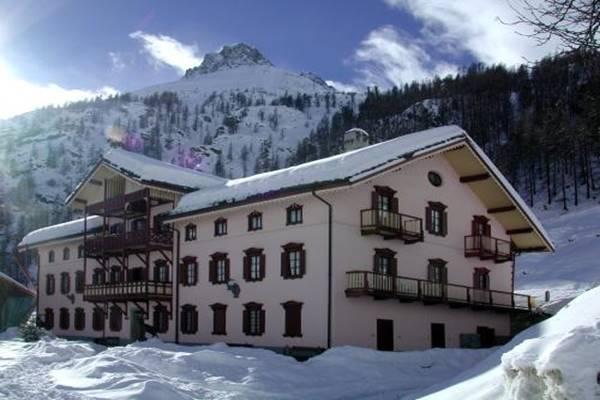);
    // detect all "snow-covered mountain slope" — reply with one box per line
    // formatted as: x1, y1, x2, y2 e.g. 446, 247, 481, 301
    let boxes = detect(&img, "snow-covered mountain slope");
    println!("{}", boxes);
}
0, 43, 360, 256
416, 284, 600, 400
515, 200, 600, 313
